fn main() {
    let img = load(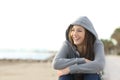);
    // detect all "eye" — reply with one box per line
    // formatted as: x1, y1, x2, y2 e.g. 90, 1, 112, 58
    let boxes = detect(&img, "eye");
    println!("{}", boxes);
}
77, 29, 82, 32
